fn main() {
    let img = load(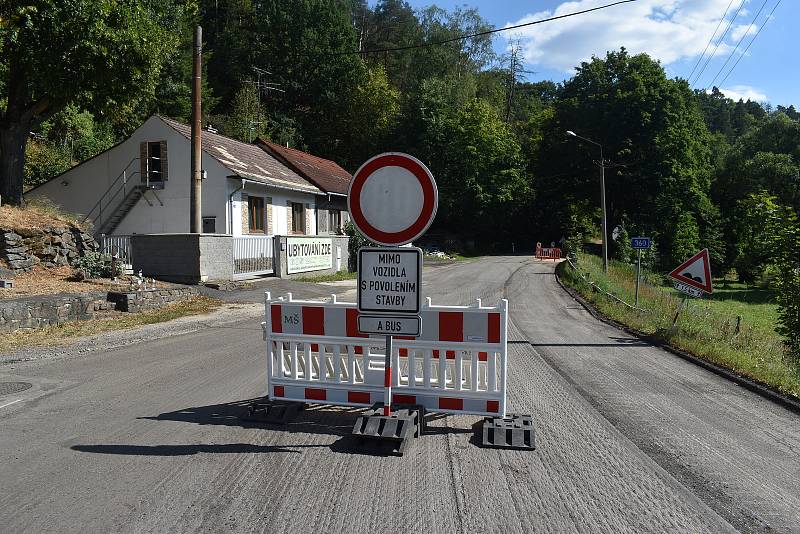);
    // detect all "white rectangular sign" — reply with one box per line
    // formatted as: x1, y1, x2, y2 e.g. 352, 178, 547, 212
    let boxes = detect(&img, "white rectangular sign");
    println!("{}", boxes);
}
358, 314, 421, 336
673, 281, 703, 298
286, 237, 333, 274
358, 247, 422, 314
